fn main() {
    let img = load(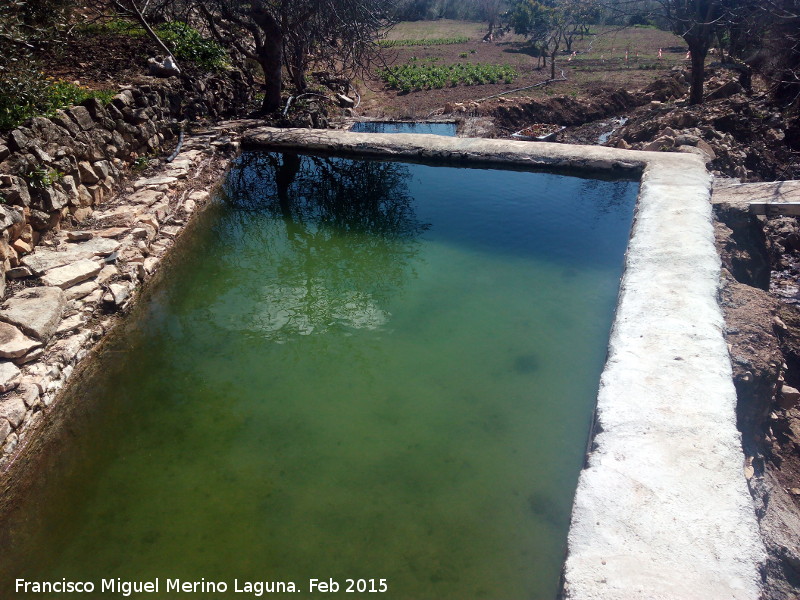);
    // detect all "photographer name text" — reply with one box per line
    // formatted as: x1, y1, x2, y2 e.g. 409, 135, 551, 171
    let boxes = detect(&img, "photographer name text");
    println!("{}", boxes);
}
16, 577, 389, 596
